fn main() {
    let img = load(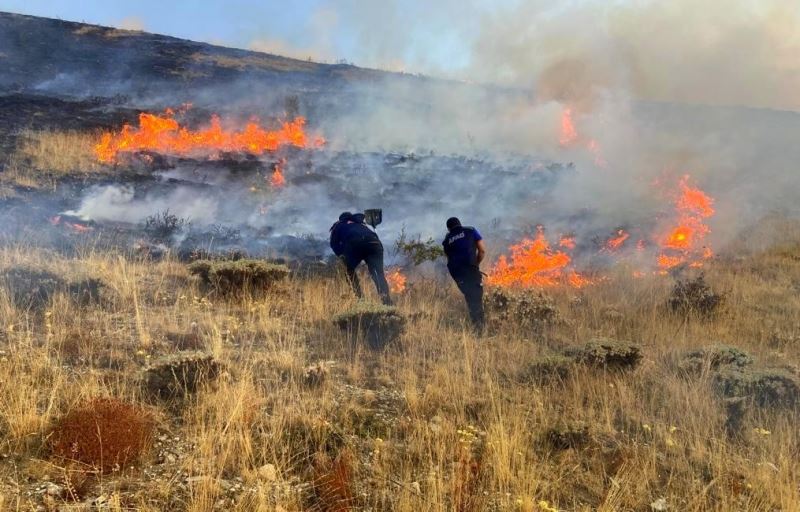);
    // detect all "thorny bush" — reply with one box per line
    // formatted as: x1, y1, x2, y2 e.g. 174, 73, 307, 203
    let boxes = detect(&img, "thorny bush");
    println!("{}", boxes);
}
49, 397, 155, 473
